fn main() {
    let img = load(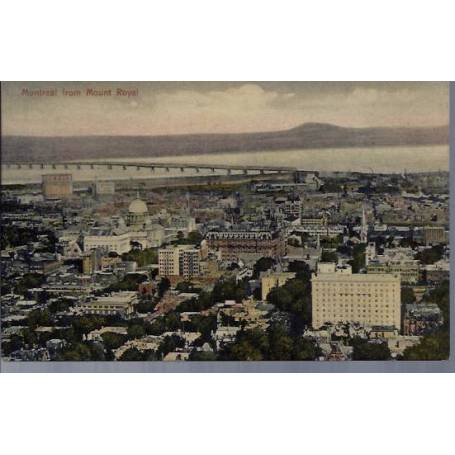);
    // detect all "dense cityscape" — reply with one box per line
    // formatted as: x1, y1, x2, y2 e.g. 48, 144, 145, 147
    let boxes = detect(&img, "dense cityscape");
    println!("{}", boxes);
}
0, 167, 450, 361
